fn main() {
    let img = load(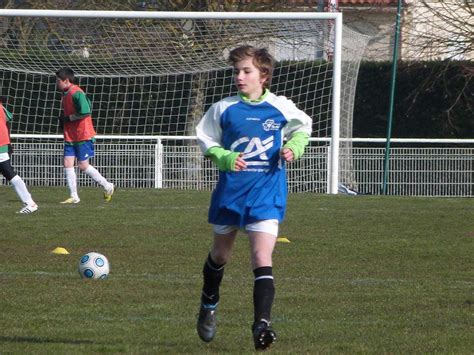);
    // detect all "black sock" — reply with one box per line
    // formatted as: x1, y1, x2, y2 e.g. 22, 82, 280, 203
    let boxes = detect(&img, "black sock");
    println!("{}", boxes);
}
201, 253, 225, 307
253, 266, 275, 324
